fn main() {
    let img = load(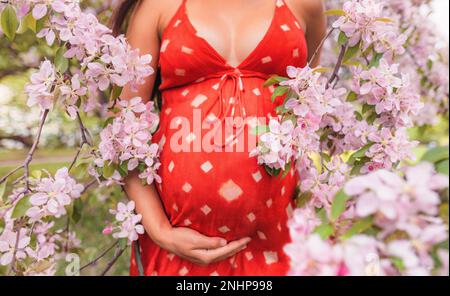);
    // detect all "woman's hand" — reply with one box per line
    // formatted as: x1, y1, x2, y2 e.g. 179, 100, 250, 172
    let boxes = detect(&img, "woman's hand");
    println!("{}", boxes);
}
157, 226, 252, 266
